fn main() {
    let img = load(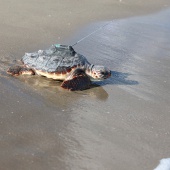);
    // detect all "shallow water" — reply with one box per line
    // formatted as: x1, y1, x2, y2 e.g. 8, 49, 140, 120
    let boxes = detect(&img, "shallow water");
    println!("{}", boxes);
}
1, 8, 170, 170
